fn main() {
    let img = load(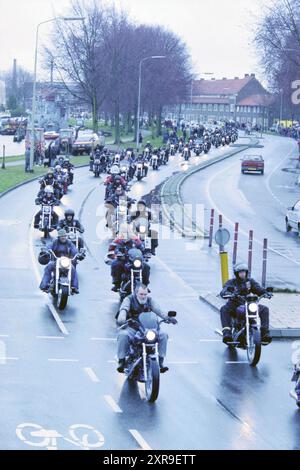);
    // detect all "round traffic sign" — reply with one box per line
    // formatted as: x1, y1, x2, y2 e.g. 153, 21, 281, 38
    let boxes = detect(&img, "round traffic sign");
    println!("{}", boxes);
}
215, 228, 230, 247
